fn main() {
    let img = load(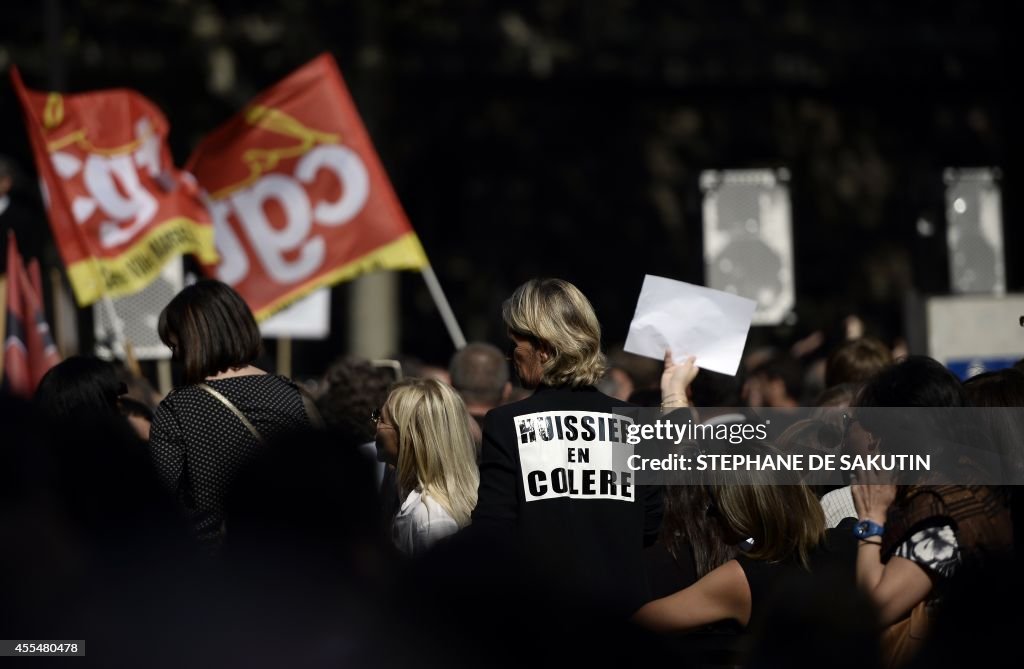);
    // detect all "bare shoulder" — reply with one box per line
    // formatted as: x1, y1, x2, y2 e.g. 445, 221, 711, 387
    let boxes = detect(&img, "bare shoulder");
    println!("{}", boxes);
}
701, 559, 753, 625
